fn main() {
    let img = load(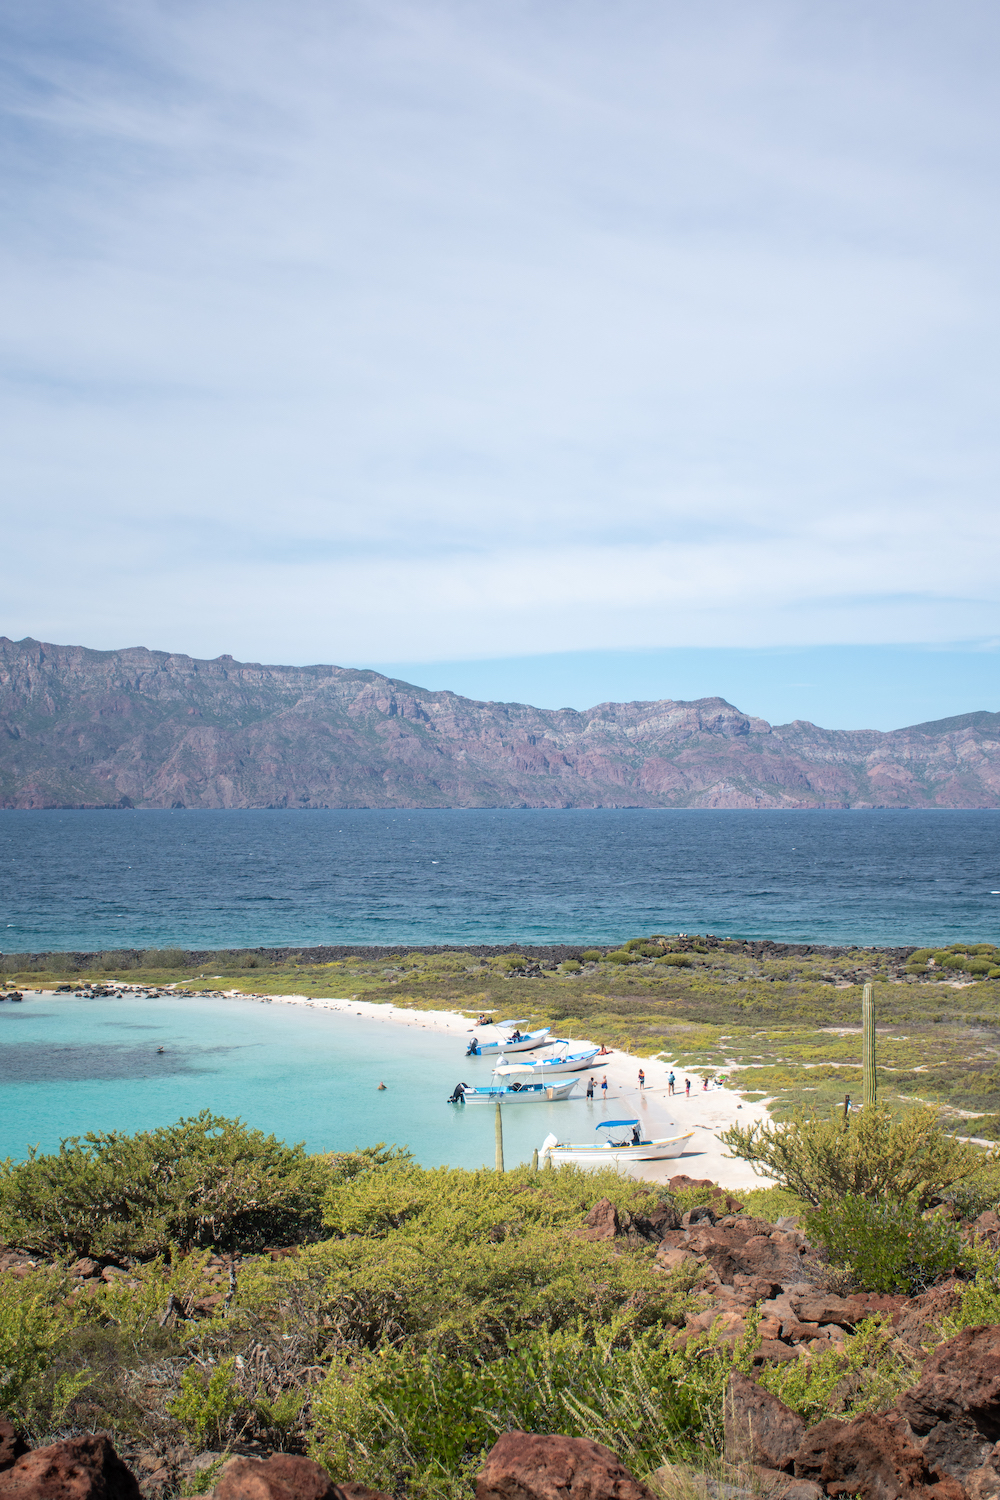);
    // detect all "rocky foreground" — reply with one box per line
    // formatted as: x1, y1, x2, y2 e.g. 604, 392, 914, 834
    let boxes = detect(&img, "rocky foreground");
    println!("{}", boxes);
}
3, 635, 999, 808
6, 1178, 1000, 1500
